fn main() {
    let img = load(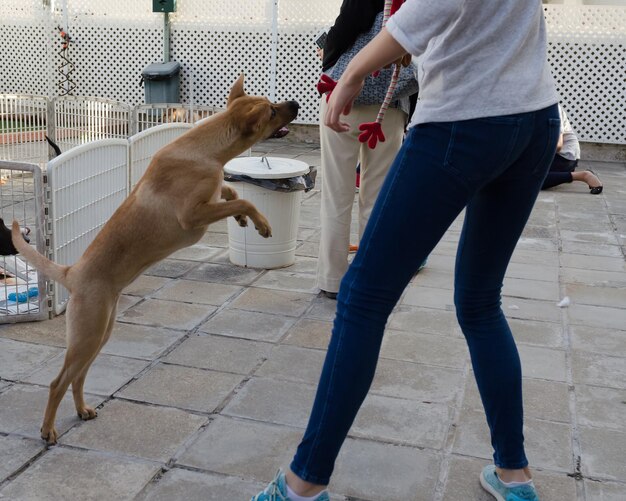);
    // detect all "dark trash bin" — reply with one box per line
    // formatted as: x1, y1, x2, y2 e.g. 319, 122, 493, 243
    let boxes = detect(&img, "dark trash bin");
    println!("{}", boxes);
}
141, 61, 180, 103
